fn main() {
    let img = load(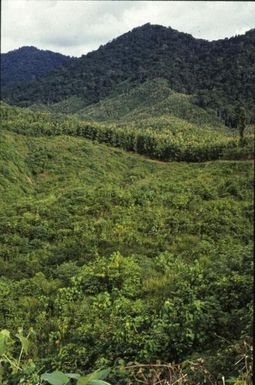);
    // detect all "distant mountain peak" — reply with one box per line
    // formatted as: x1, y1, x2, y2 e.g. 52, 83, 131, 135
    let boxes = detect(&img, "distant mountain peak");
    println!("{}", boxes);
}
4, 45, 71, 57
13, 45, 38, 52
1, 24, 255, 125
1, 46, 73, 86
